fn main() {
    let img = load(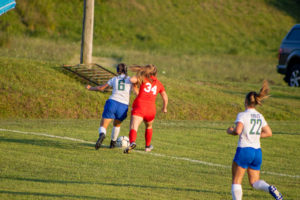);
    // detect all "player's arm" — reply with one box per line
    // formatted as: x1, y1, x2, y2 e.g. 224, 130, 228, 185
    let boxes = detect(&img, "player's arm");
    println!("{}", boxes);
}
130, 76, 138, 84
260, 125, 272, 138
86, 83, 109, 91
160, 91, 168, 113
227, 122, 243, 136
130, 76, 139, 95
